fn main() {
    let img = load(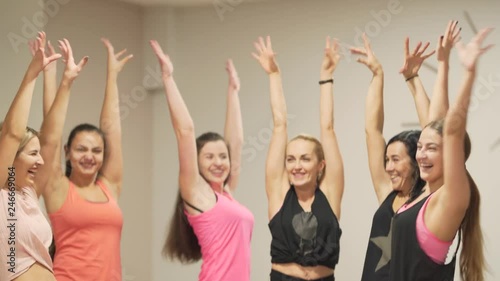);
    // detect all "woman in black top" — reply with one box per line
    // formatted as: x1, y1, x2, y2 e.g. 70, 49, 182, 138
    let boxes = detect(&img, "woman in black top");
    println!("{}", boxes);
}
390, 26, 491, 281
252, 36, 344, 281
352, 33, 430, 281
